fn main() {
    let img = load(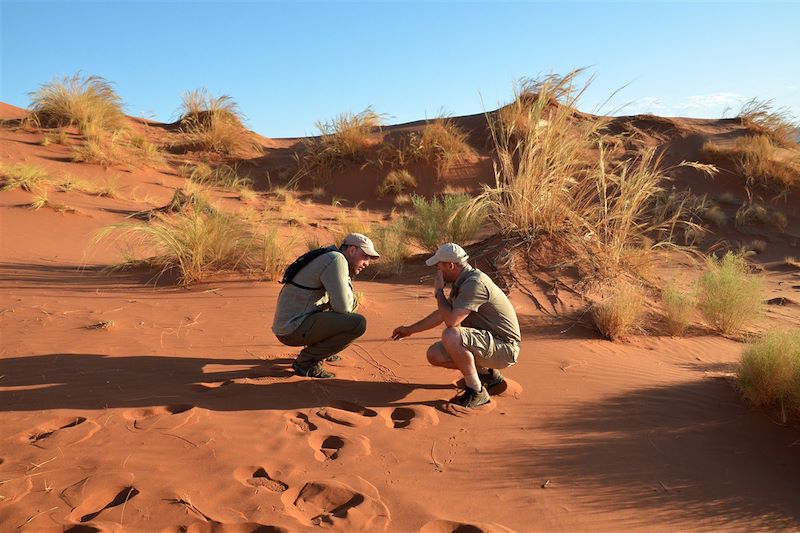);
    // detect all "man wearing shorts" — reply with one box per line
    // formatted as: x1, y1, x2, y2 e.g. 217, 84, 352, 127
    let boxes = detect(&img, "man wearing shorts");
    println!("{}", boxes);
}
391, 243, 521, 408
